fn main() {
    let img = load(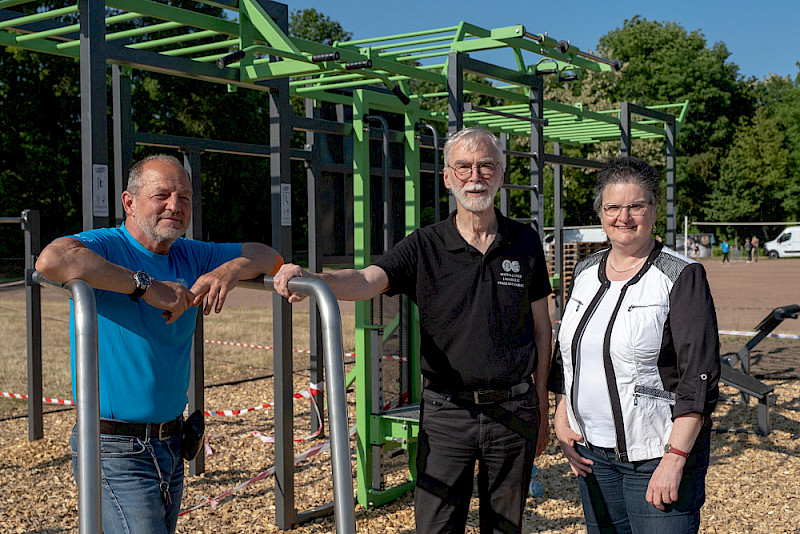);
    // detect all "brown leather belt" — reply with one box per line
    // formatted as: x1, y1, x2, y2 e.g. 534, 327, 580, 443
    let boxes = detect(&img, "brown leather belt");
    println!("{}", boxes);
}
99, 416, 182, 440
429, 380, 531, 405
